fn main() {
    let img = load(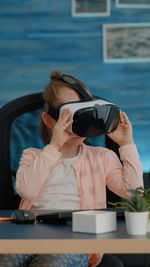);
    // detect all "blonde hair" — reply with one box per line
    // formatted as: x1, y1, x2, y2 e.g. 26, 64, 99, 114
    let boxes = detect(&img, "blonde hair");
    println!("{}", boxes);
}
40, 70, 92, 144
